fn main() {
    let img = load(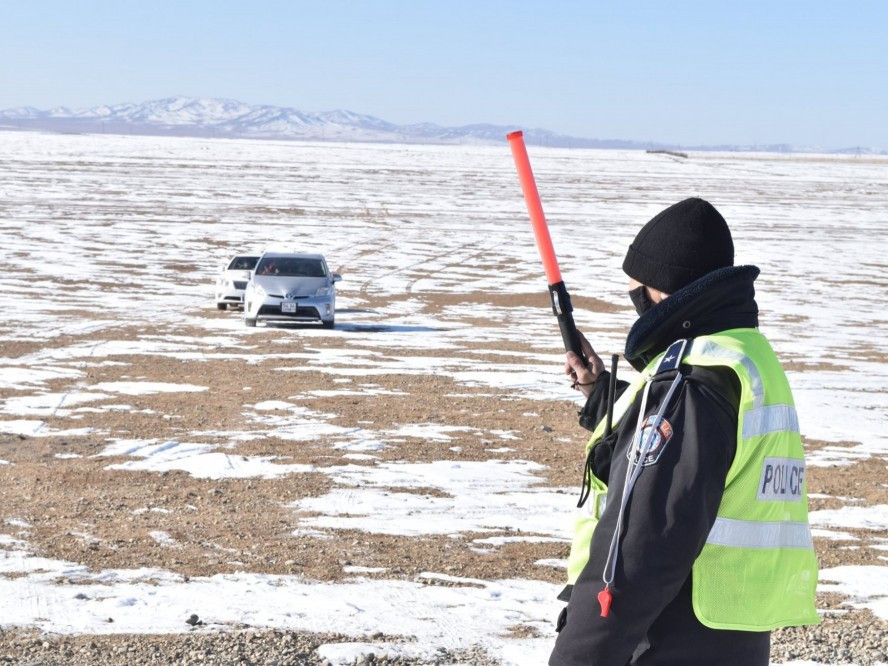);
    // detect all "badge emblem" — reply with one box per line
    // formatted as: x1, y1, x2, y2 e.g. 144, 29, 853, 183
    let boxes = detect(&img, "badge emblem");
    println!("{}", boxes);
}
627, 416, 674, 466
